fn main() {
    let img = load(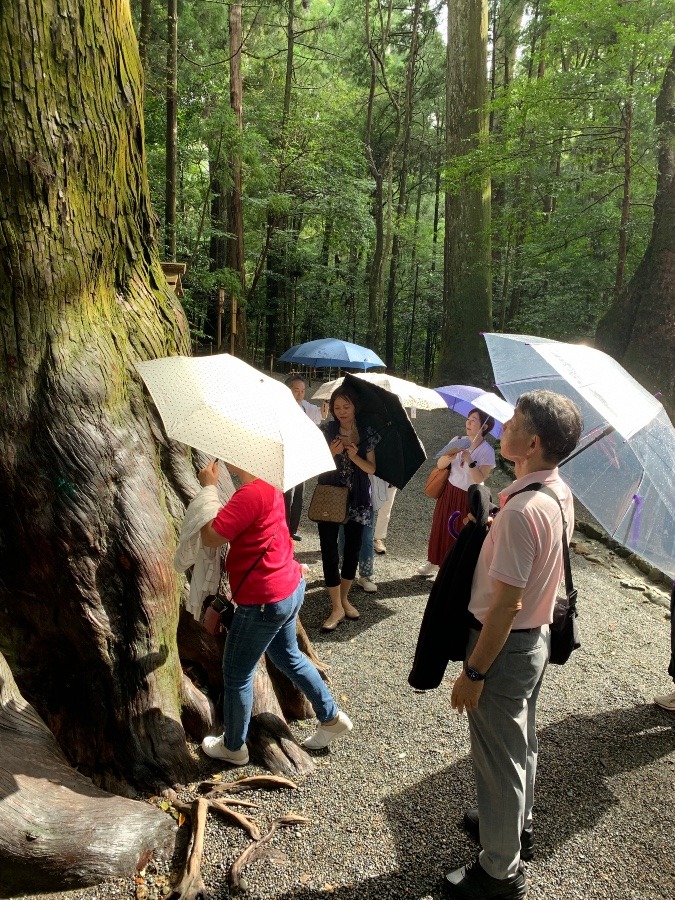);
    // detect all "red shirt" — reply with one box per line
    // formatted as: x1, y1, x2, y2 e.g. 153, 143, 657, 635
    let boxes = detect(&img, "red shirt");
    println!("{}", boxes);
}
212, 479, 300, 605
